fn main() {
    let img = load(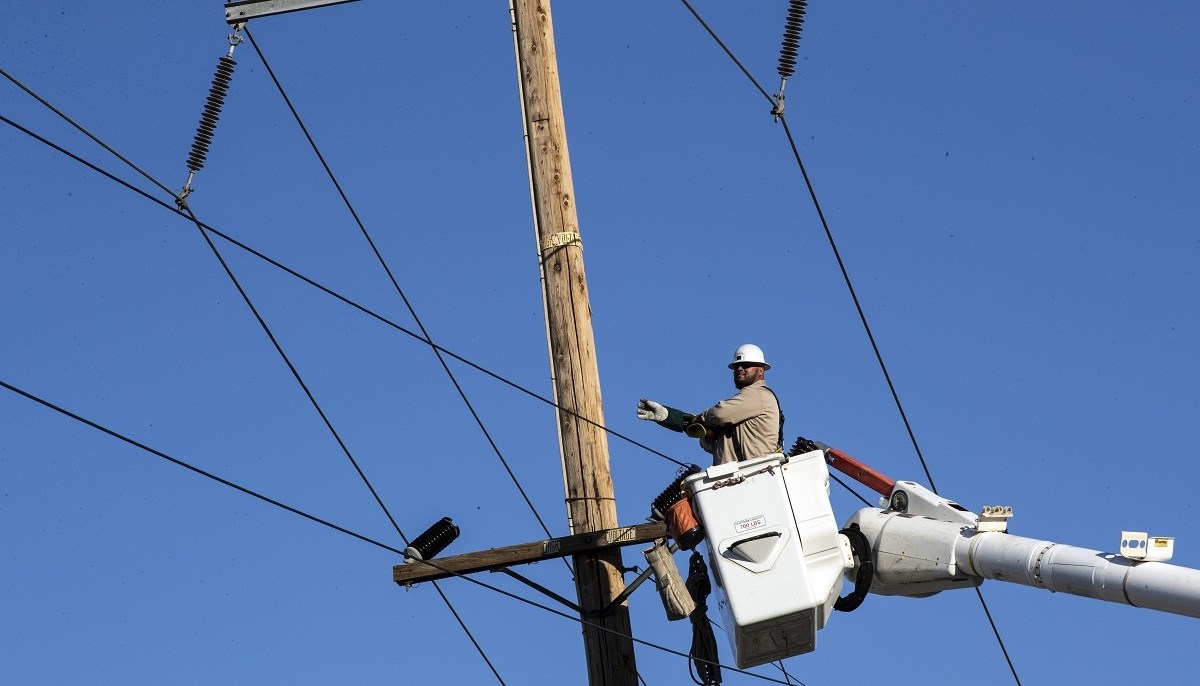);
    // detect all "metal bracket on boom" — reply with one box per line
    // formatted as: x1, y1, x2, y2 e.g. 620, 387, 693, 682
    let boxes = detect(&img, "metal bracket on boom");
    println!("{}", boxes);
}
976, 505, 1013, 533
886, 480, 978, 527
1120, 531, 1175, 562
